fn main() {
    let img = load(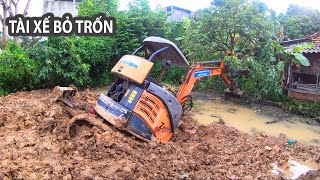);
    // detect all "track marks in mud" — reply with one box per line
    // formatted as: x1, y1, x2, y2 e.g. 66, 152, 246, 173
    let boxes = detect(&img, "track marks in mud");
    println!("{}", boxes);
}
0, 89, 319, 179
